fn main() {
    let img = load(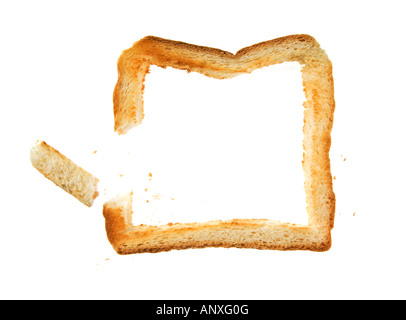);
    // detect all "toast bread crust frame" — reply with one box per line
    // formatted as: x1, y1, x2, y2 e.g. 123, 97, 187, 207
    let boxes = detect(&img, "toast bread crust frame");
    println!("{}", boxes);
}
108, 34, 335, 254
